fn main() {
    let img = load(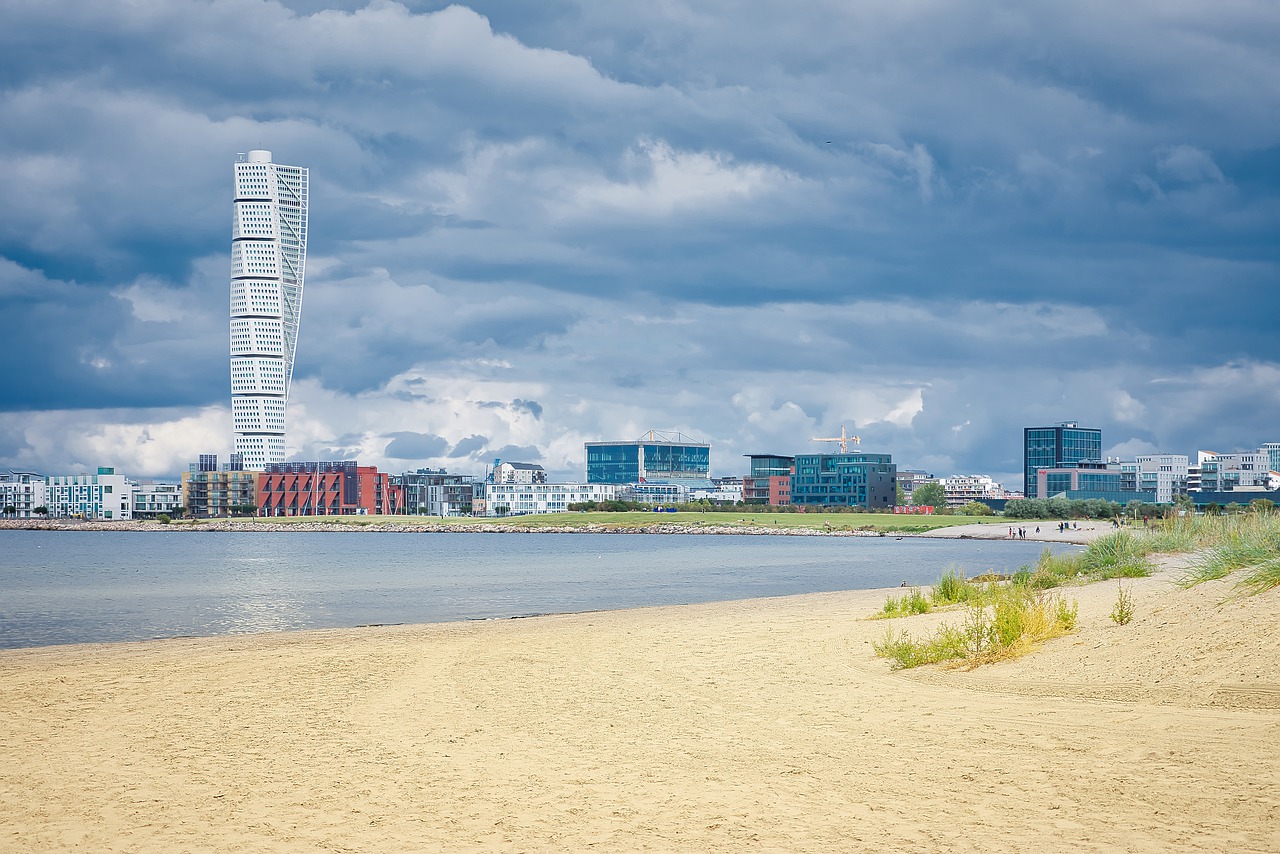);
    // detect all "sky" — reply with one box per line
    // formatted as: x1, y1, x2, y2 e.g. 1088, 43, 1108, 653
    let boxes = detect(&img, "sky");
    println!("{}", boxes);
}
1, 0, 1278, 488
